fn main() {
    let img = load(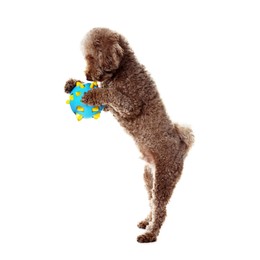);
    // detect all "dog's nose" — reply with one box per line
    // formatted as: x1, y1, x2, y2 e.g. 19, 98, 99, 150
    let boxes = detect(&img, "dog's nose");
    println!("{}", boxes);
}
86, 74, 93, 81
